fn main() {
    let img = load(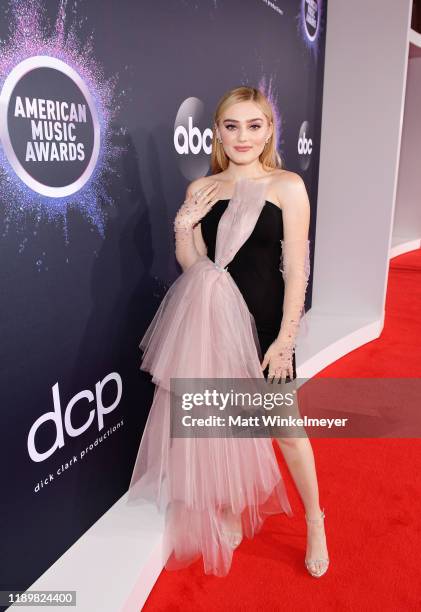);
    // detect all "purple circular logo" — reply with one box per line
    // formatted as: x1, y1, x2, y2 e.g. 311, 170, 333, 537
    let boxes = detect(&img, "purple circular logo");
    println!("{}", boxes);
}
0, 56, 100, 197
